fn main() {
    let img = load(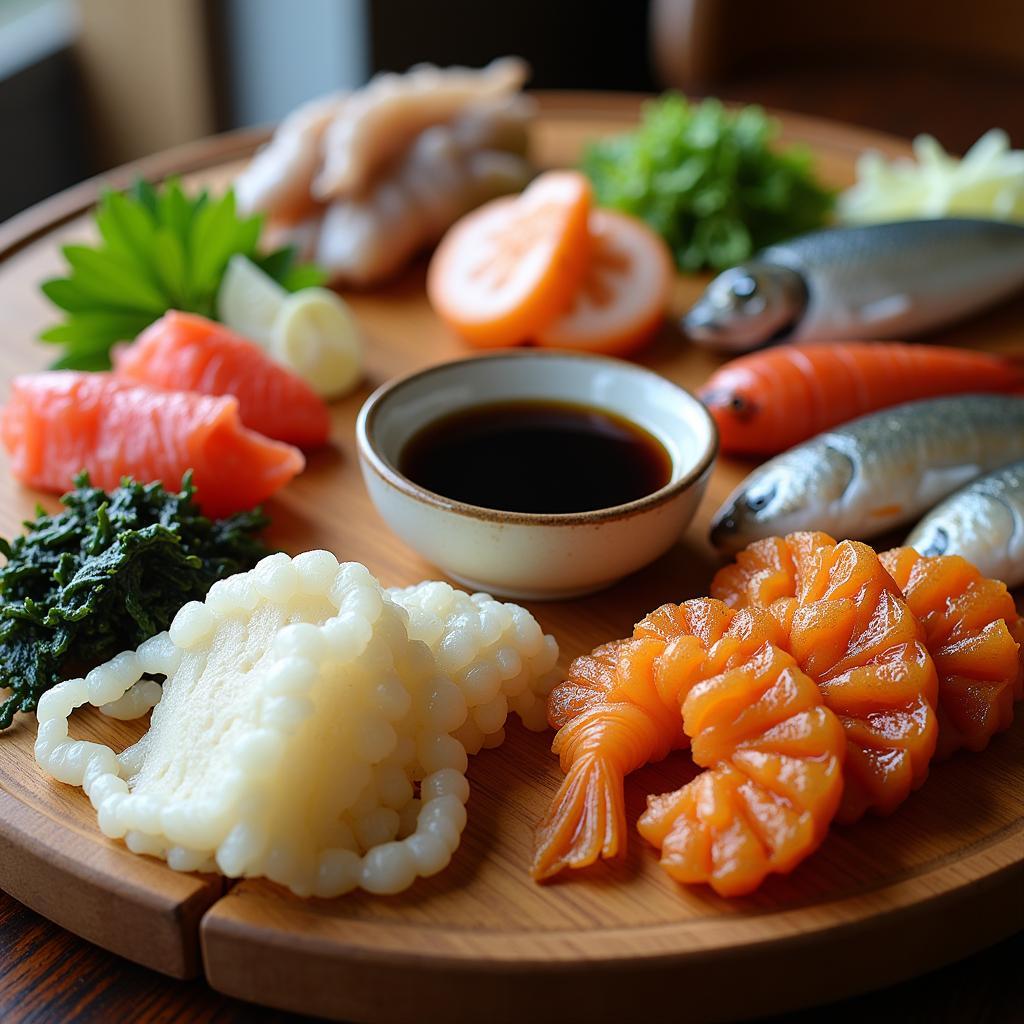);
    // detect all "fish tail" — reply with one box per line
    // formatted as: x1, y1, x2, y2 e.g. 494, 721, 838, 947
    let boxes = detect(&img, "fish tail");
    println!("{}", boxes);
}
531, 752, 626, 880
